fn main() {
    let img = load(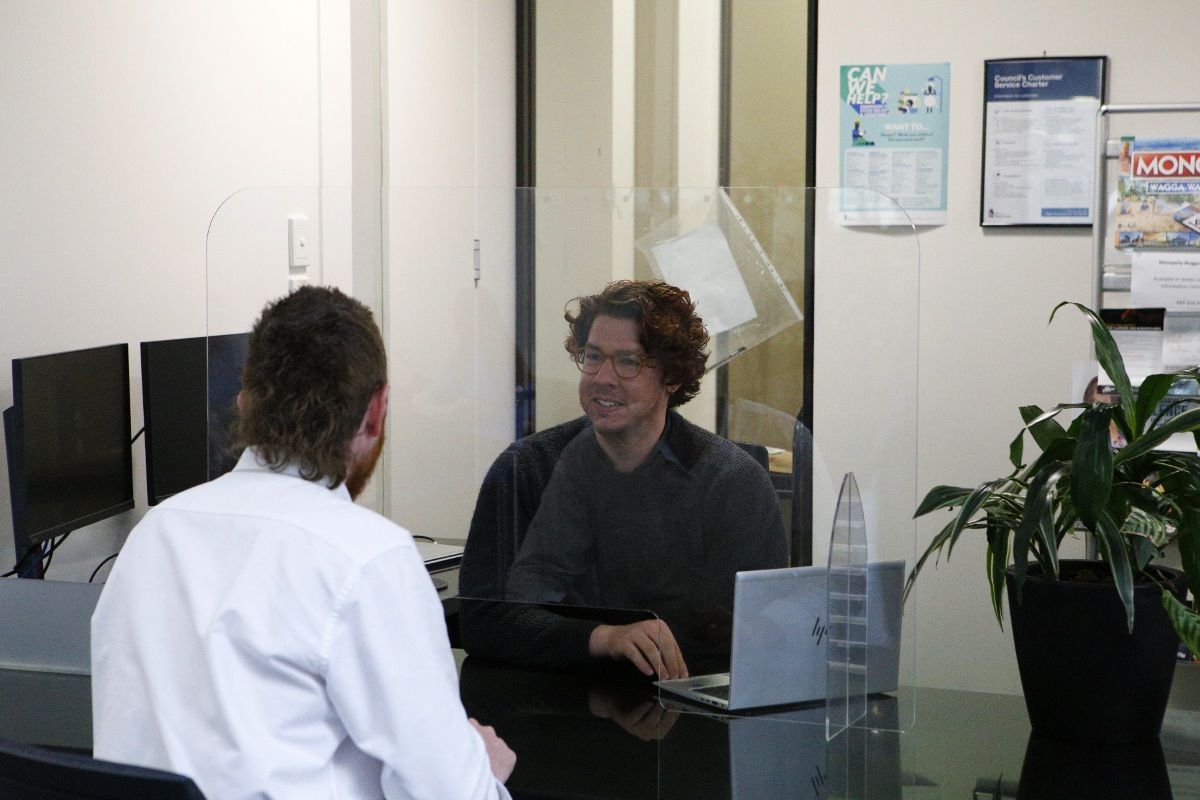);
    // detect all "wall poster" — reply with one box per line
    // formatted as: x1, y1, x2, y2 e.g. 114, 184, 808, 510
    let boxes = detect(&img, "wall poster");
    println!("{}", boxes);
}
1114, 137, 1200, 248
980, 56, 1107, 227
838, 62, 950, 226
